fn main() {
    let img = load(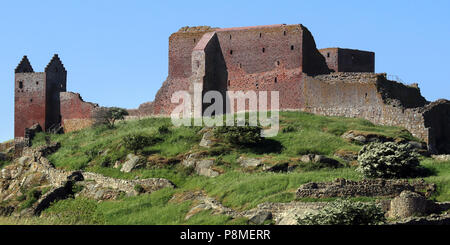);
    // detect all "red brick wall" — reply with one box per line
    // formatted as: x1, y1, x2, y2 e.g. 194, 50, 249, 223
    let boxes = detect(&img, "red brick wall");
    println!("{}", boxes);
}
14, 72, 47, 138
60, 92, 98, 133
